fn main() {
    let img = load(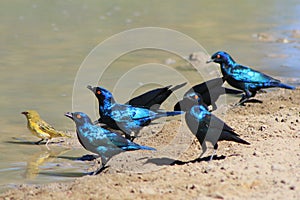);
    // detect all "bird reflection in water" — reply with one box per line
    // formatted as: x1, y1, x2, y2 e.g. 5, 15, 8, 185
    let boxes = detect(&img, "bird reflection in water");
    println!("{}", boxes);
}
24, 146, 70, 179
